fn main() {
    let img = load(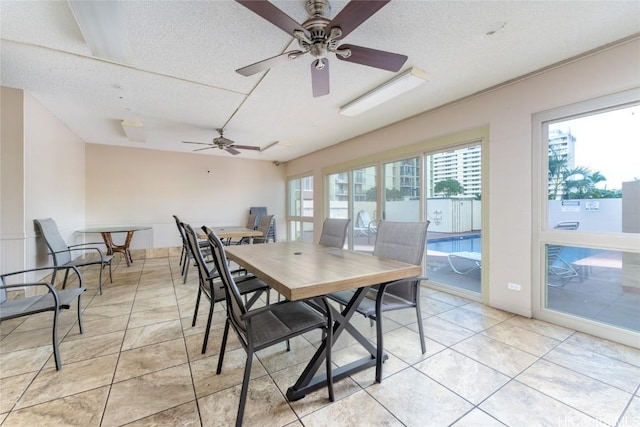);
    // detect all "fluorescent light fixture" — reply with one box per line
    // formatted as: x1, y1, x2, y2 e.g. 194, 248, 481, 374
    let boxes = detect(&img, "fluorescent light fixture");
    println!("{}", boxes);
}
68, 1, 127, 62
260, 140, 290, 152
121, 120, 145, 142
339, 67, 429, 116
